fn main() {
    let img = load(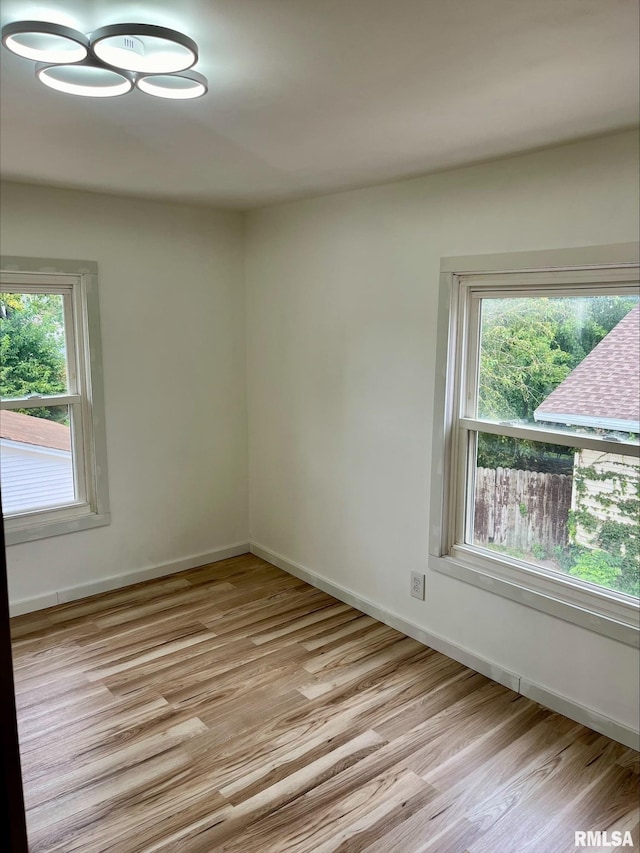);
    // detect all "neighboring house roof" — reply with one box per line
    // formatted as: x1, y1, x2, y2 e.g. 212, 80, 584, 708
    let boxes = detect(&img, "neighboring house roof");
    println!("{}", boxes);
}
534, 304, 640, 432
0, 409, 71, 452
